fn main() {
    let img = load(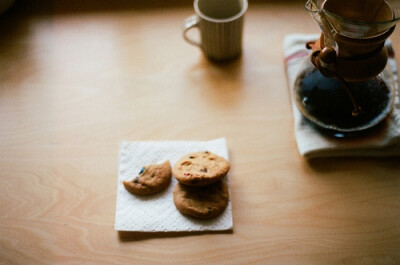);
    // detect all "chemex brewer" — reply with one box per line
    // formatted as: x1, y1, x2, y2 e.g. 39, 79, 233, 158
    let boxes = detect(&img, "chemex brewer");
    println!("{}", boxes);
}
295, 0, 400, 135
